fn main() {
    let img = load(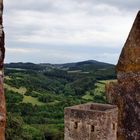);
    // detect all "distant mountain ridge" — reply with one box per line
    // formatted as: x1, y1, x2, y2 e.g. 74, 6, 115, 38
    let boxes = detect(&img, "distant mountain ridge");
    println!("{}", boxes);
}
5, 60, 114, 72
